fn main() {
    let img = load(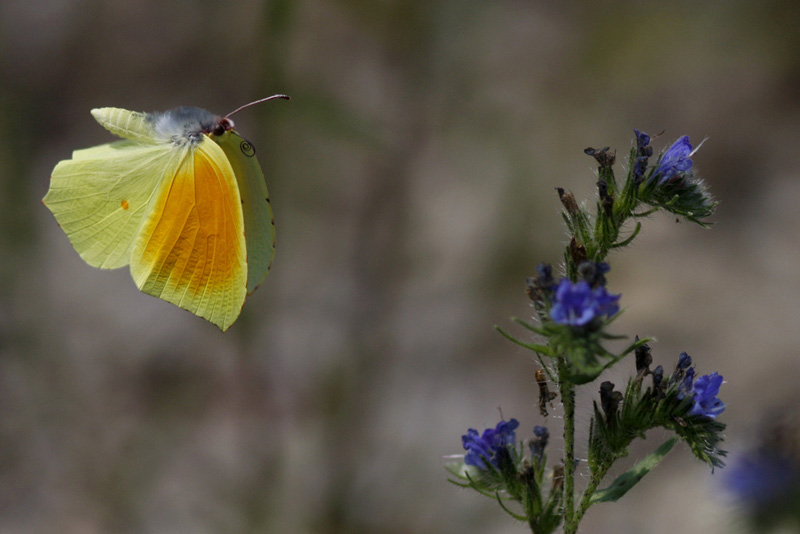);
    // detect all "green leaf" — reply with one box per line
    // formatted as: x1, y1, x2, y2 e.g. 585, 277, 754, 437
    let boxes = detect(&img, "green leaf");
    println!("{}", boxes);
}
588, 437, 677, 504
566, 367, 604, 385
495, 326, 551, 355
611, 222, 642, 249
512, 317, 548, 336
